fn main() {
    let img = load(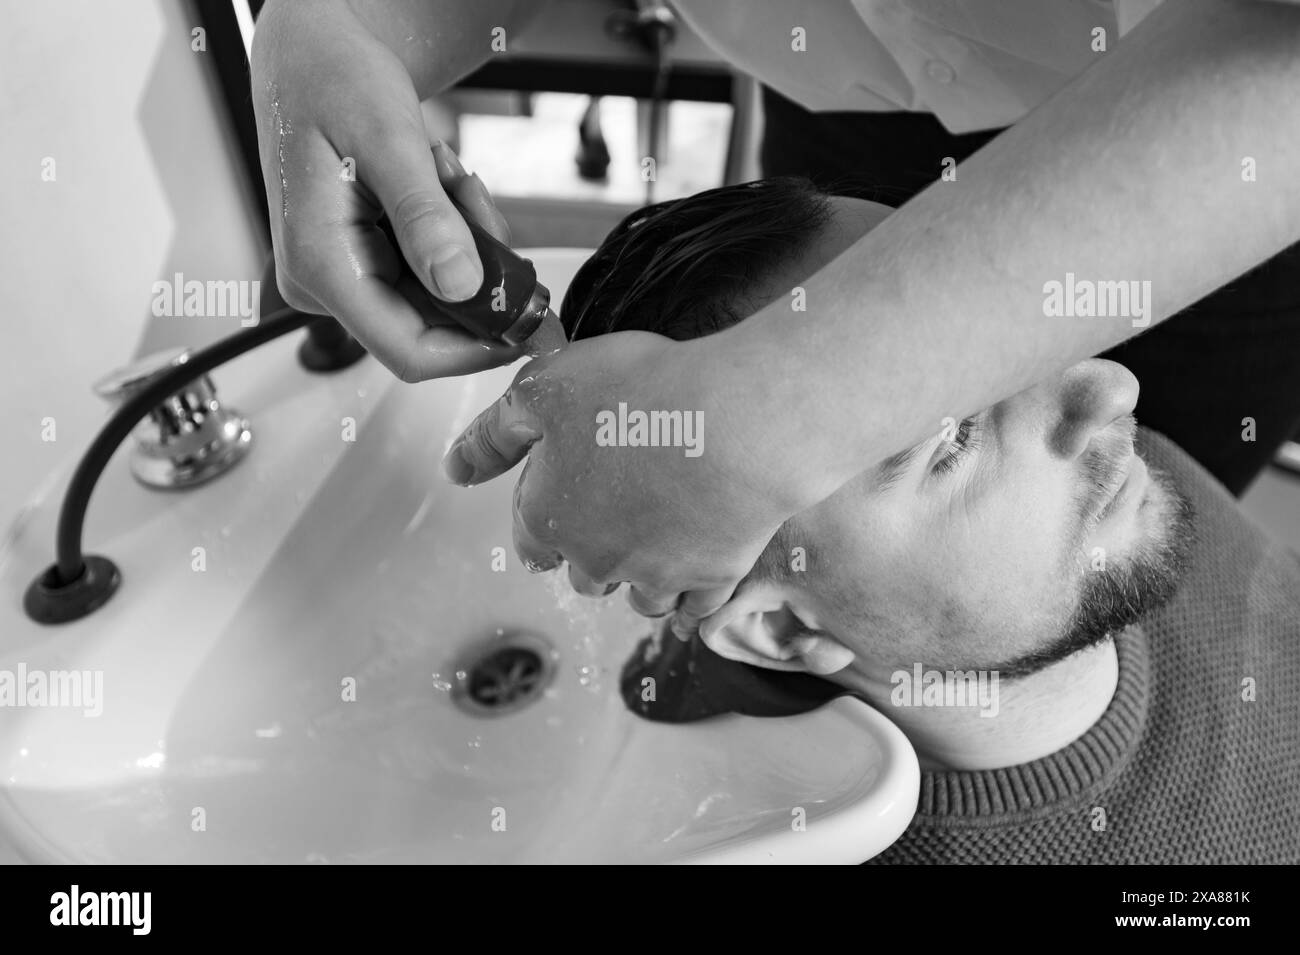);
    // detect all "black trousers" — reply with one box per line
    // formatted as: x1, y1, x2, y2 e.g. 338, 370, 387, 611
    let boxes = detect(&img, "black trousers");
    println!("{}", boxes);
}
760, 86, 1300, 497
